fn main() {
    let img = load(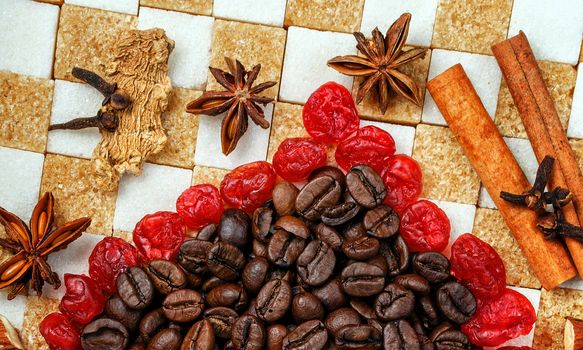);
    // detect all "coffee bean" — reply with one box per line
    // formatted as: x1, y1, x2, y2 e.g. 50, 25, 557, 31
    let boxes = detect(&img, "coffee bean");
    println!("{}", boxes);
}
267, 229, 305, 268
393, 274, 431, 294
81, 318, 129, 350
368, 319, 383, 334
436, 282, 476, 324
314, 223, 343, 252
418, 296, 440, 329
349, 299, 377, 320
242, 257, 270, 294
363, 205, 399, 239
183, 271, 204, 289
274, 215, 310, 239
419, 335, 435, 350
292, 291, 325, 323
219, 208, 250, 249
203, 307, 237, 339
334, 324, 382, 350
231, 315, 265, 350
342, 235, 380, 261
162, 289, 204, 323
256, 279, 292, 322
207, 283, 248, 311
202, 276, 226, 293
129, 342, 146, 350
297, 240, 336, 286
196, 223, 218, 241
432, 329, 469, 350
346, 166, 386, 209
269, 268, 296, 284
207, 242, 245, 281
375, 284, 415, 321
343, 221, 367, 239
321, 201, 360, 226
117, 267, 155, 310
181, 319, 215, 350
178, 239, 212, 274
325, 307, 361, 335
383, 320, 420, 350
340, 262, 385, 297
313, 277, 346, 311
139, 309, 168, 341
282, 320, 328, 350
309, 166, 346, 189
105, 294, 142, 332
413, 252, 450, 284
273, 182, 299, 216
380, 236, 410, 277
266, 324, 288, 350
296, 176, 342, 220
252, 207, 273, 243
252, 239, 268, 258
147, 328, 182, 350
146, 260, 187, 295
367, 255, 389, 275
